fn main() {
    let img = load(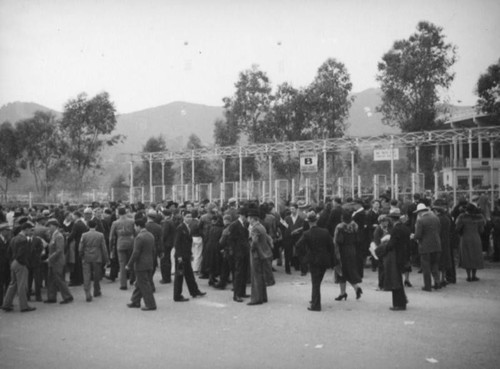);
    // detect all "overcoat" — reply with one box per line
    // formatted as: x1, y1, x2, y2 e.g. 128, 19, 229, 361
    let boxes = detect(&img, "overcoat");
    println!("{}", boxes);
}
377, 222, 410, 291
456, 212, 485, 269
414, 211, 441, 254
